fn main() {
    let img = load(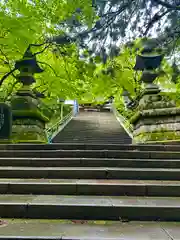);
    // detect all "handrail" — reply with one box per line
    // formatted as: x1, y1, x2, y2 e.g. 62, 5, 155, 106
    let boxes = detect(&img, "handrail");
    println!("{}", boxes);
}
112, 105, 133, 139
46, 110, 73, 142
